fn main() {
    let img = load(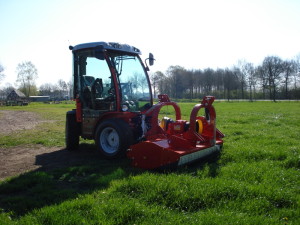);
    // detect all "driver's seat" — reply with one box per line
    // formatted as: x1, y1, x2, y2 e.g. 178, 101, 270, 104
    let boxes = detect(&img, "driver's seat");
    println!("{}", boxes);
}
91, 78, 104, 109
82, 75, 95, 108
83, 75, 95, 86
